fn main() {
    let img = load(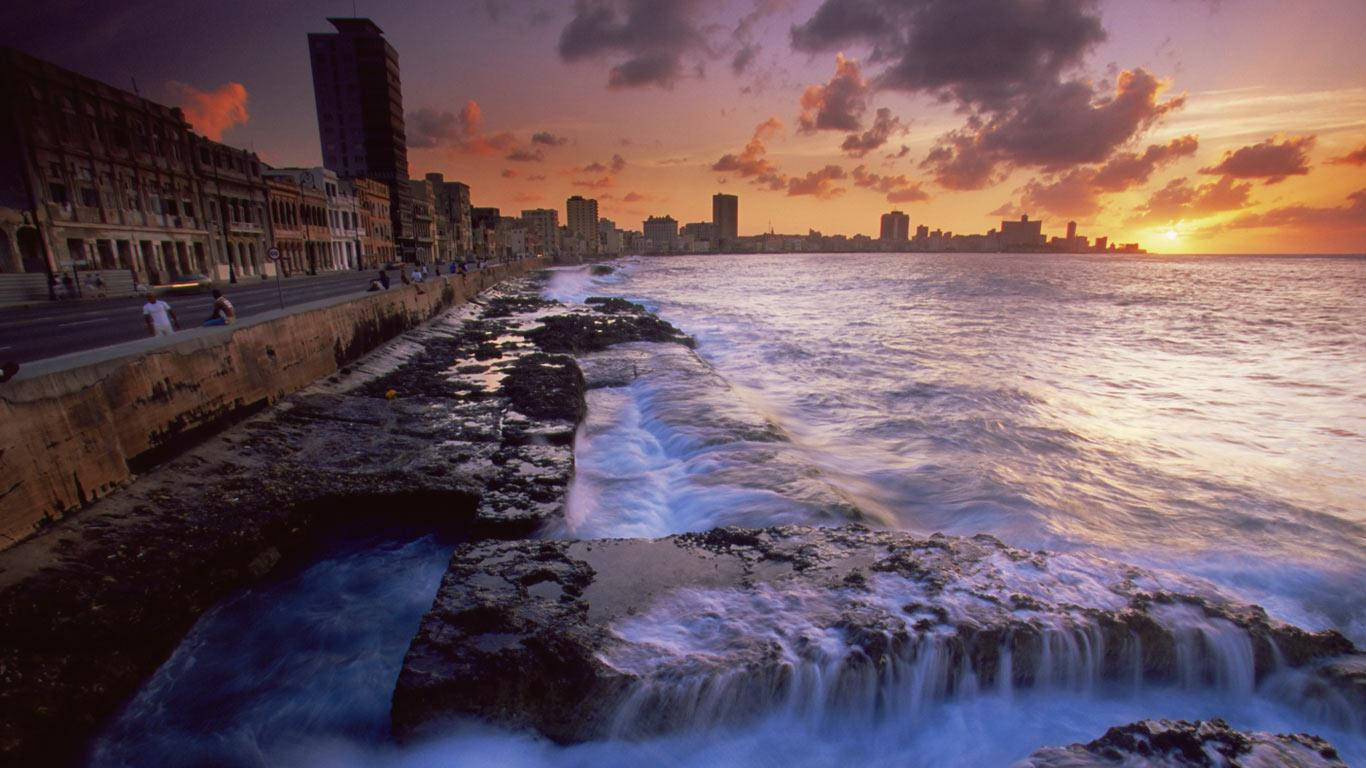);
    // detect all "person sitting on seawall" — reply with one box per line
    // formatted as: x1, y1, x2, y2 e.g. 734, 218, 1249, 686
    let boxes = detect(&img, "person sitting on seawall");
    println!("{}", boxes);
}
377, 269, 390, 289
142, 292, 178, 337
202, 289, 235, 327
